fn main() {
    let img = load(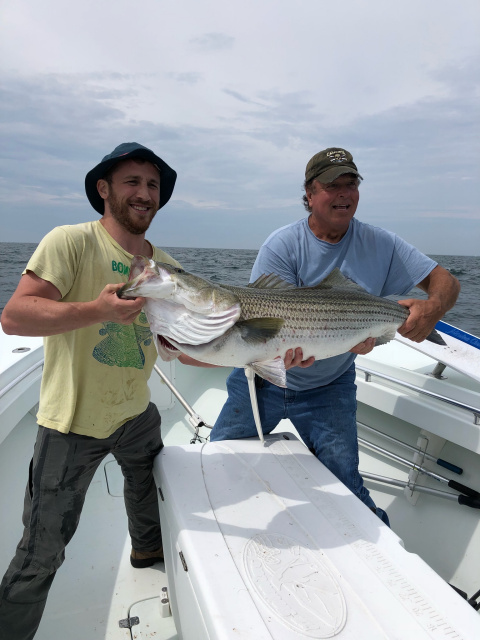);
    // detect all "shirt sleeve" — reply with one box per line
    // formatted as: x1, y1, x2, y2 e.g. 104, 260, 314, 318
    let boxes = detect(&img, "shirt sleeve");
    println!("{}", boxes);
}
24, 226, 82, 298
153, 247, 182, 269
250, 239, 298, 285
381, 235, 437, 297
